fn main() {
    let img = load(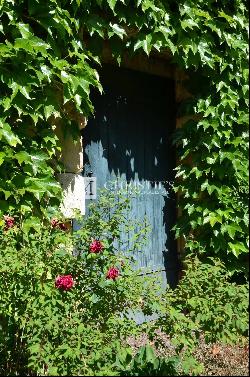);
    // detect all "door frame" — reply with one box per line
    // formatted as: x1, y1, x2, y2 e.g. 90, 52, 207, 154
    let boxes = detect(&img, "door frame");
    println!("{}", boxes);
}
96, 46, 190, 264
